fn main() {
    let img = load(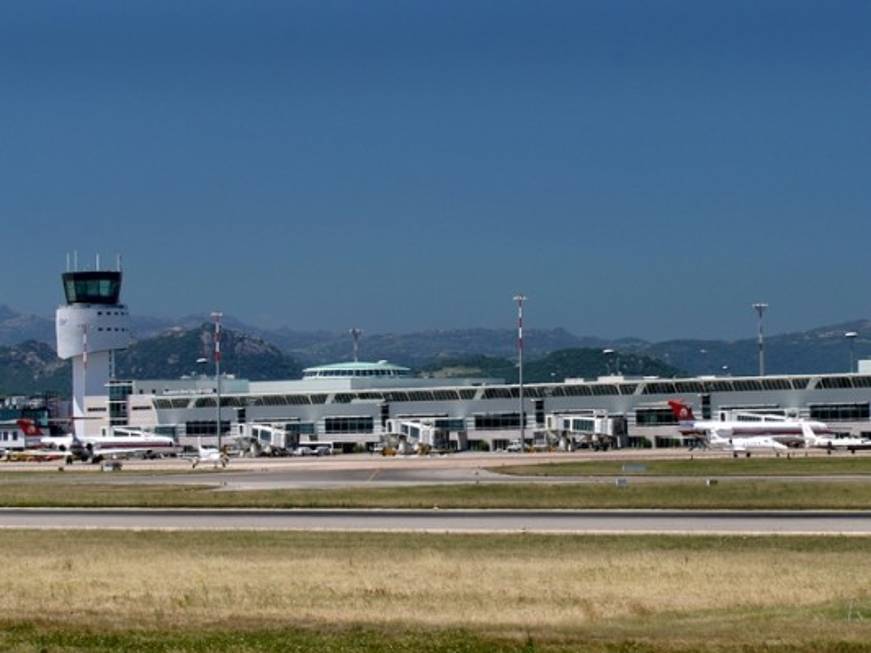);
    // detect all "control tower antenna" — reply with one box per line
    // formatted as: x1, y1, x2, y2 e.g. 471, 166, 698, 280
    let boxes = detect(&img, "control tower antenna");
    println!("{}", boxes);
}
73, 250, 78, 272
66, 253, 70, 272
116, 254, 122, 272
96, 253, 101, 270
349, 328, 363, 362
